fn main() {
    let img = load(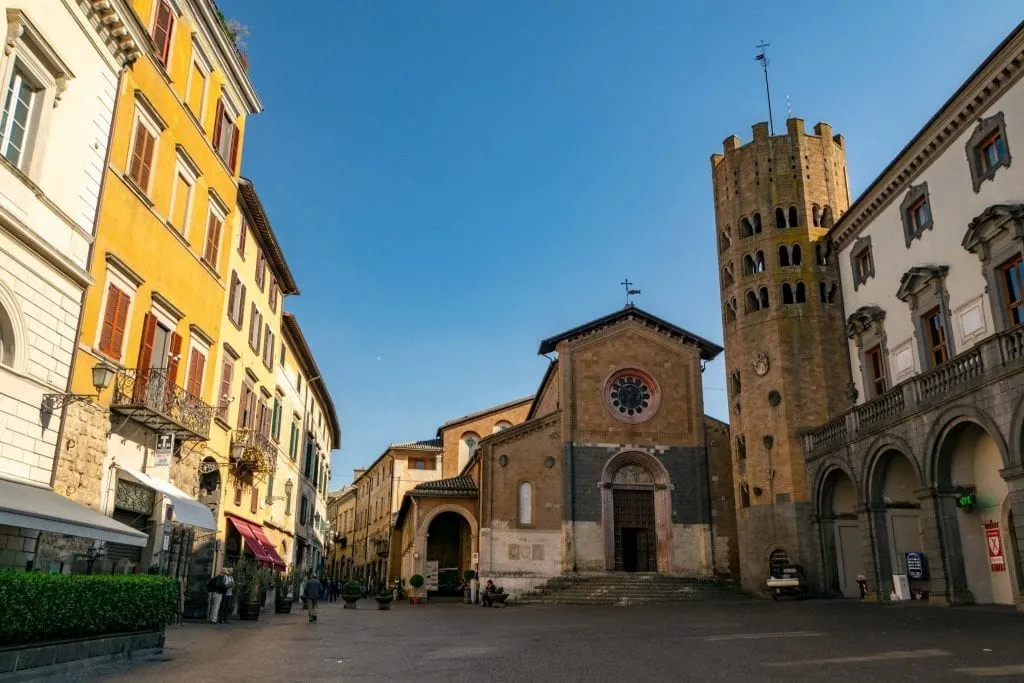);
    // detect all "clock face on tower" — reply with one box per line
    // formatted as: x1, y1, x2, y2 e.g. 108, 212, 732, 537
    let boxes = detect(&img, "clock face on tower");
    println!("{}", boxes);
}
604, 368, 661, 424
